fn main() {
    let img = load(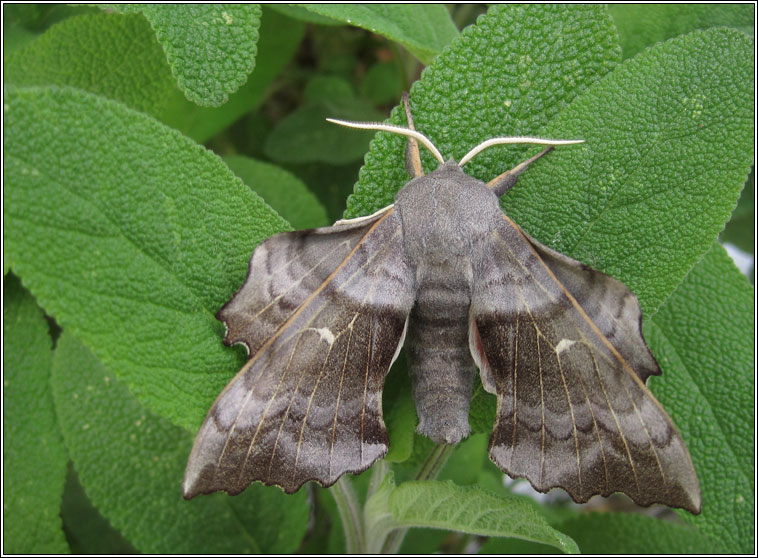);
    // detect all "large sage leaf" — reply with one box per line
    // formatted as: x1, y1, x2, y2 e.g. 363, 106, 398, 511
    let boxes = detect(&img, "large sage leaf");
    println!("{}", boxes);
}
4, 86, 289, 430
645, 243, 754, 553
51, 332, 309, 553
3, 276, 69, 554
